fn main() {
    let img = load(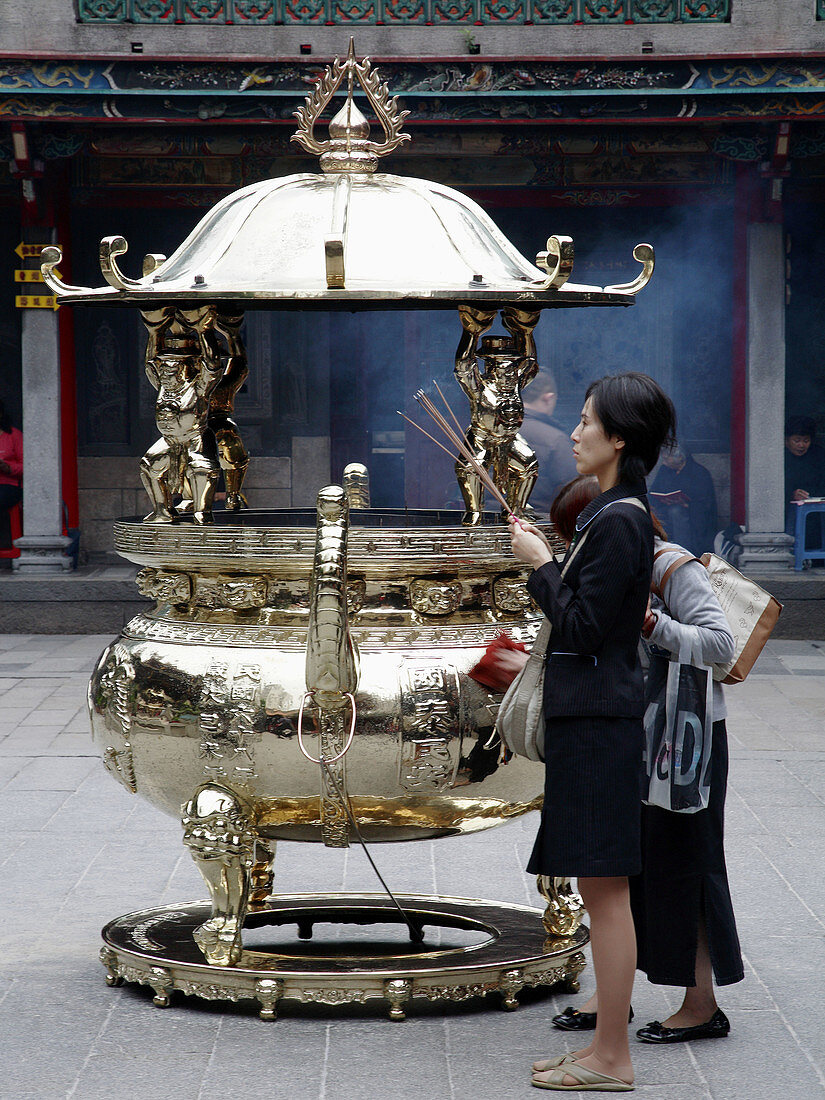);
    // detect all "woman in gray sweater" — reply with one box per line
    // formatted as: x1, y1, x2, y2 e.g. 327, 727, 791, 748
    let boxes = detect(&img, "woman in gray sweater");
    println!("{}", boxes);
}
553, 539, 744, 1045
630, 541, 743, 1043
